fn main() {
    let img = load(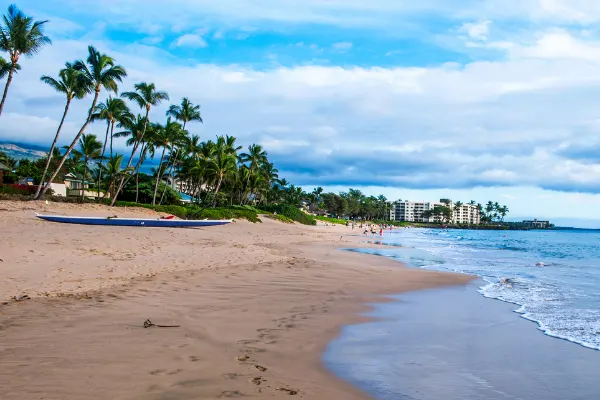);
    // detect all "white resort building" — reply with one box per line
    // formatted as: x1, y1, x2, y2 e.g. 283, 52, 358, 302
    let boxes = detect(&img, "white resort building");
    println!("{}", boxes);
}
390, 199, 481, 224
